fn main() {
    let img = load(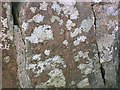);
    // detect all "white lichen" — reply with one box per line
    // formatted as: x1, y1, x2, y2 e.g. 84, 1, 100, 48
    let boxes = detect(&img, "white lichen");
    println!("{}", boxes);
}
30, 7, 36, 13
22, 22, 29, 31
93, 0, 102, 3
46, 68, 66, 87
70, 18, 93, 38
74, 51, 83, 62
58, 0, 76, 6
50, 15, 63, 25
1, 17, 8, 28
73, 36, 87, 46
32, 14, 44, 23
25, 25, 54, 43
36, 68, 66, 87
3, 3, 8, 8
84, 68, 92, 75
26, 55, 67, 76
70, 28, 82, 38
44, 49, 50, 56
80, 18, 93, 32
27, 64, 37, 72
74, 51, 90, 62
40, 2, 48, 10
66, 19, 76, 30
74, 50, 92, 75
51, 1, 61, 15
62, 5, 79, 20
32, 54, 41, 61
77, 78, 90, 88
77, 63, 92, 75
70, 10, 79, 20
77, 64, 87, 70
59, 0, 79, 20
63, 39, 68, 46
